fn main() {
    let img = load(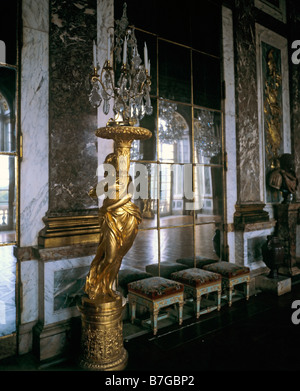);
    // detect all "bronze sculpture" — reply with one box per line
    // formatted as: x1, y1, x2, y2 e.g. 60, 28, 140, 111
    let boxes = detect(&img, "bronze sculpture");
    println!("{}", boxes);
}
268, 153, 298, 203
